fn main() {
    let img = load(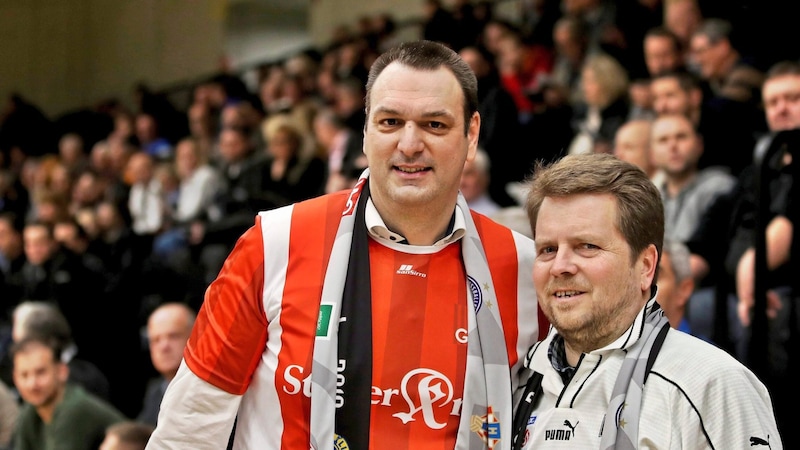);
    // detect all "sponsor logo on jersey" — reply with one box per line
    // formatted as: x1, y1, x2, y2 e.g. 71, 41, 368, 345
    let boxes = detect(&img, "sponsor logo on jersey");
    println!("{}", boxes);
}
545, 419, 579, 441
391, 368, 459, 428
284, 366, 463, 430
316, 303, 334, 338
467, 275, 482, 312
396, 264, 427, 277
469, 406, 502, 448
